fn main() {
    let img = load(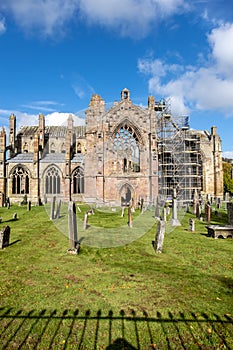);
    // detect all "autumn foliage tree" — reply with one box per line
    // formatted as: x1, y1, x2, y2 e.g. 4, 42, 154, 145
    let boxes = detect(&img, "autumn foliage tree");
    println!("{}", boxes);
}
223, 161, 233, 195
